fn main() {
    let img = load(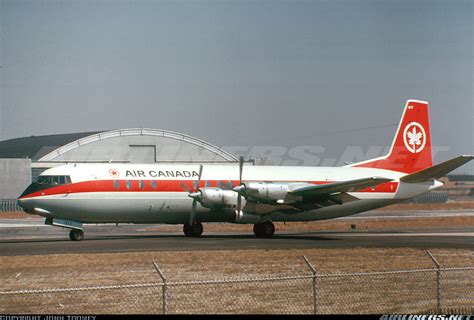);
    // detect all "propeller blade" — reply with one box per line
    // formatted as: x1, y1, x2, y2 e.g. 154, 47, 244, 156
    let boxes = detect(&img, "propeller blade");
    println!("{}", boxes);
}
198, 164, 203, 180
194, 164, 204, 191
238, 156, 244, 185
236, 156, 244, 214
232, 157, 247, 198
189, 199, 197, 225
180, 181, 193, 193
191, 164, 204, 224
237, 193, 242, 213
